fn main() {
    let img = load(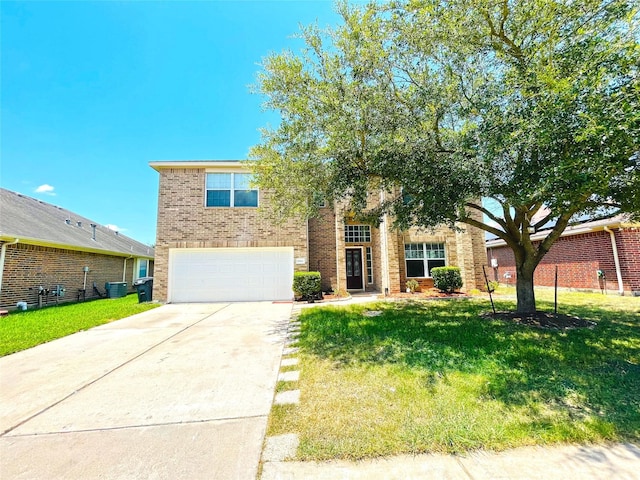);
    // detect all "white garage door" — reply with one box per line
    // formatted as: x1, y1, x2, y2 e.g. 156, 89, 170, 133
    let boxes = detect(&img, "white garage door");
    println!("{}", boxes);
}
168, 247, 294, 303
